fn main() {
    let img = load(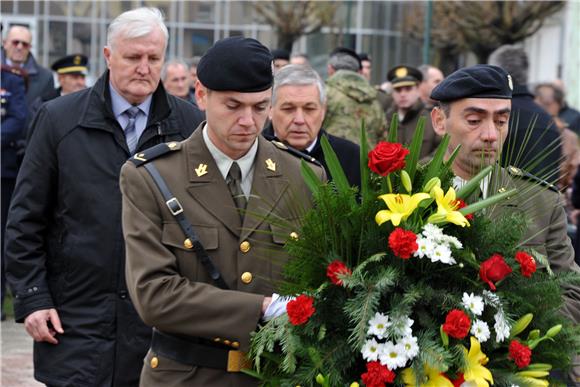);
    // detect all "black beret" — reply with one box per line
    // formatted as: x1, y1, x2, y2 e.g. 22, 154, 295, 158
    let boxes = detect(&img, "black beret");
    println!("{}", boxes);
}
329, 47, 362, 70
271, 48, 290, 61
197, 36, 273, 93
51, 54, 88, 75
387, 65, 422, 88
430, 64, 513, 102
